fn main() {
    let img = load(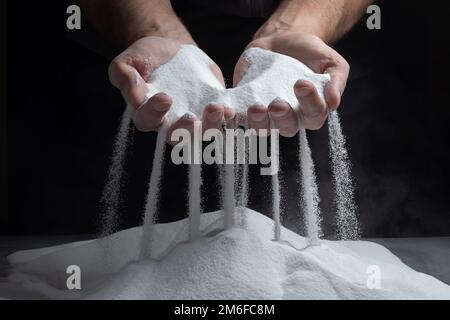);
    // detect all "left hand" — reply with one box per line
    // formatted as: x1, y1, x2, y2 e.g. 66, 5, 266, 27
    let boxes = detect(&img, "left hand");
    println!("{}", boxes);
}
234, 31, 349, 136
